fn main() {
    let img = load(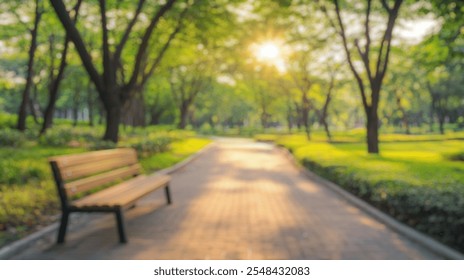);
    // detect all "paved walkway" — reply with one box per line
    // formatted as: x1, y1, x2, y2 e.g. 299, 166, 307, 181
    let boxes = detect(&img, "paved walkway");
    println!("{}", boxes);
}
12, 139, 440, 259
